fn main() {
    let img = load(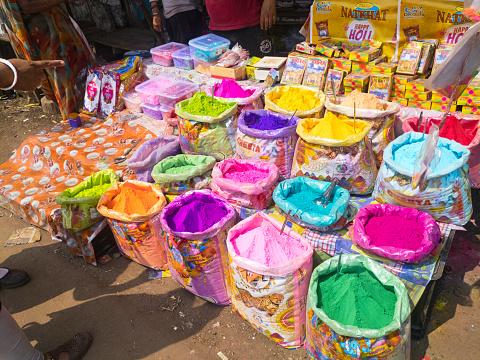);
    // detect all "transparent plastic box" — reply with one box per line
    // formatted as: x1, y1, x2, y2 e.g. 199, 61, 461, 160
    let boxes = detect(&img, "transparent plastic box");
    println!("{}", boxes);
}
122, 90, 142, 113
135, 75, 199, 107
150, 42, 187, 67
172, 46, 194, 70
141, 103, 163, 120
193, 58, 215, 75
189, 34, 230, 62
